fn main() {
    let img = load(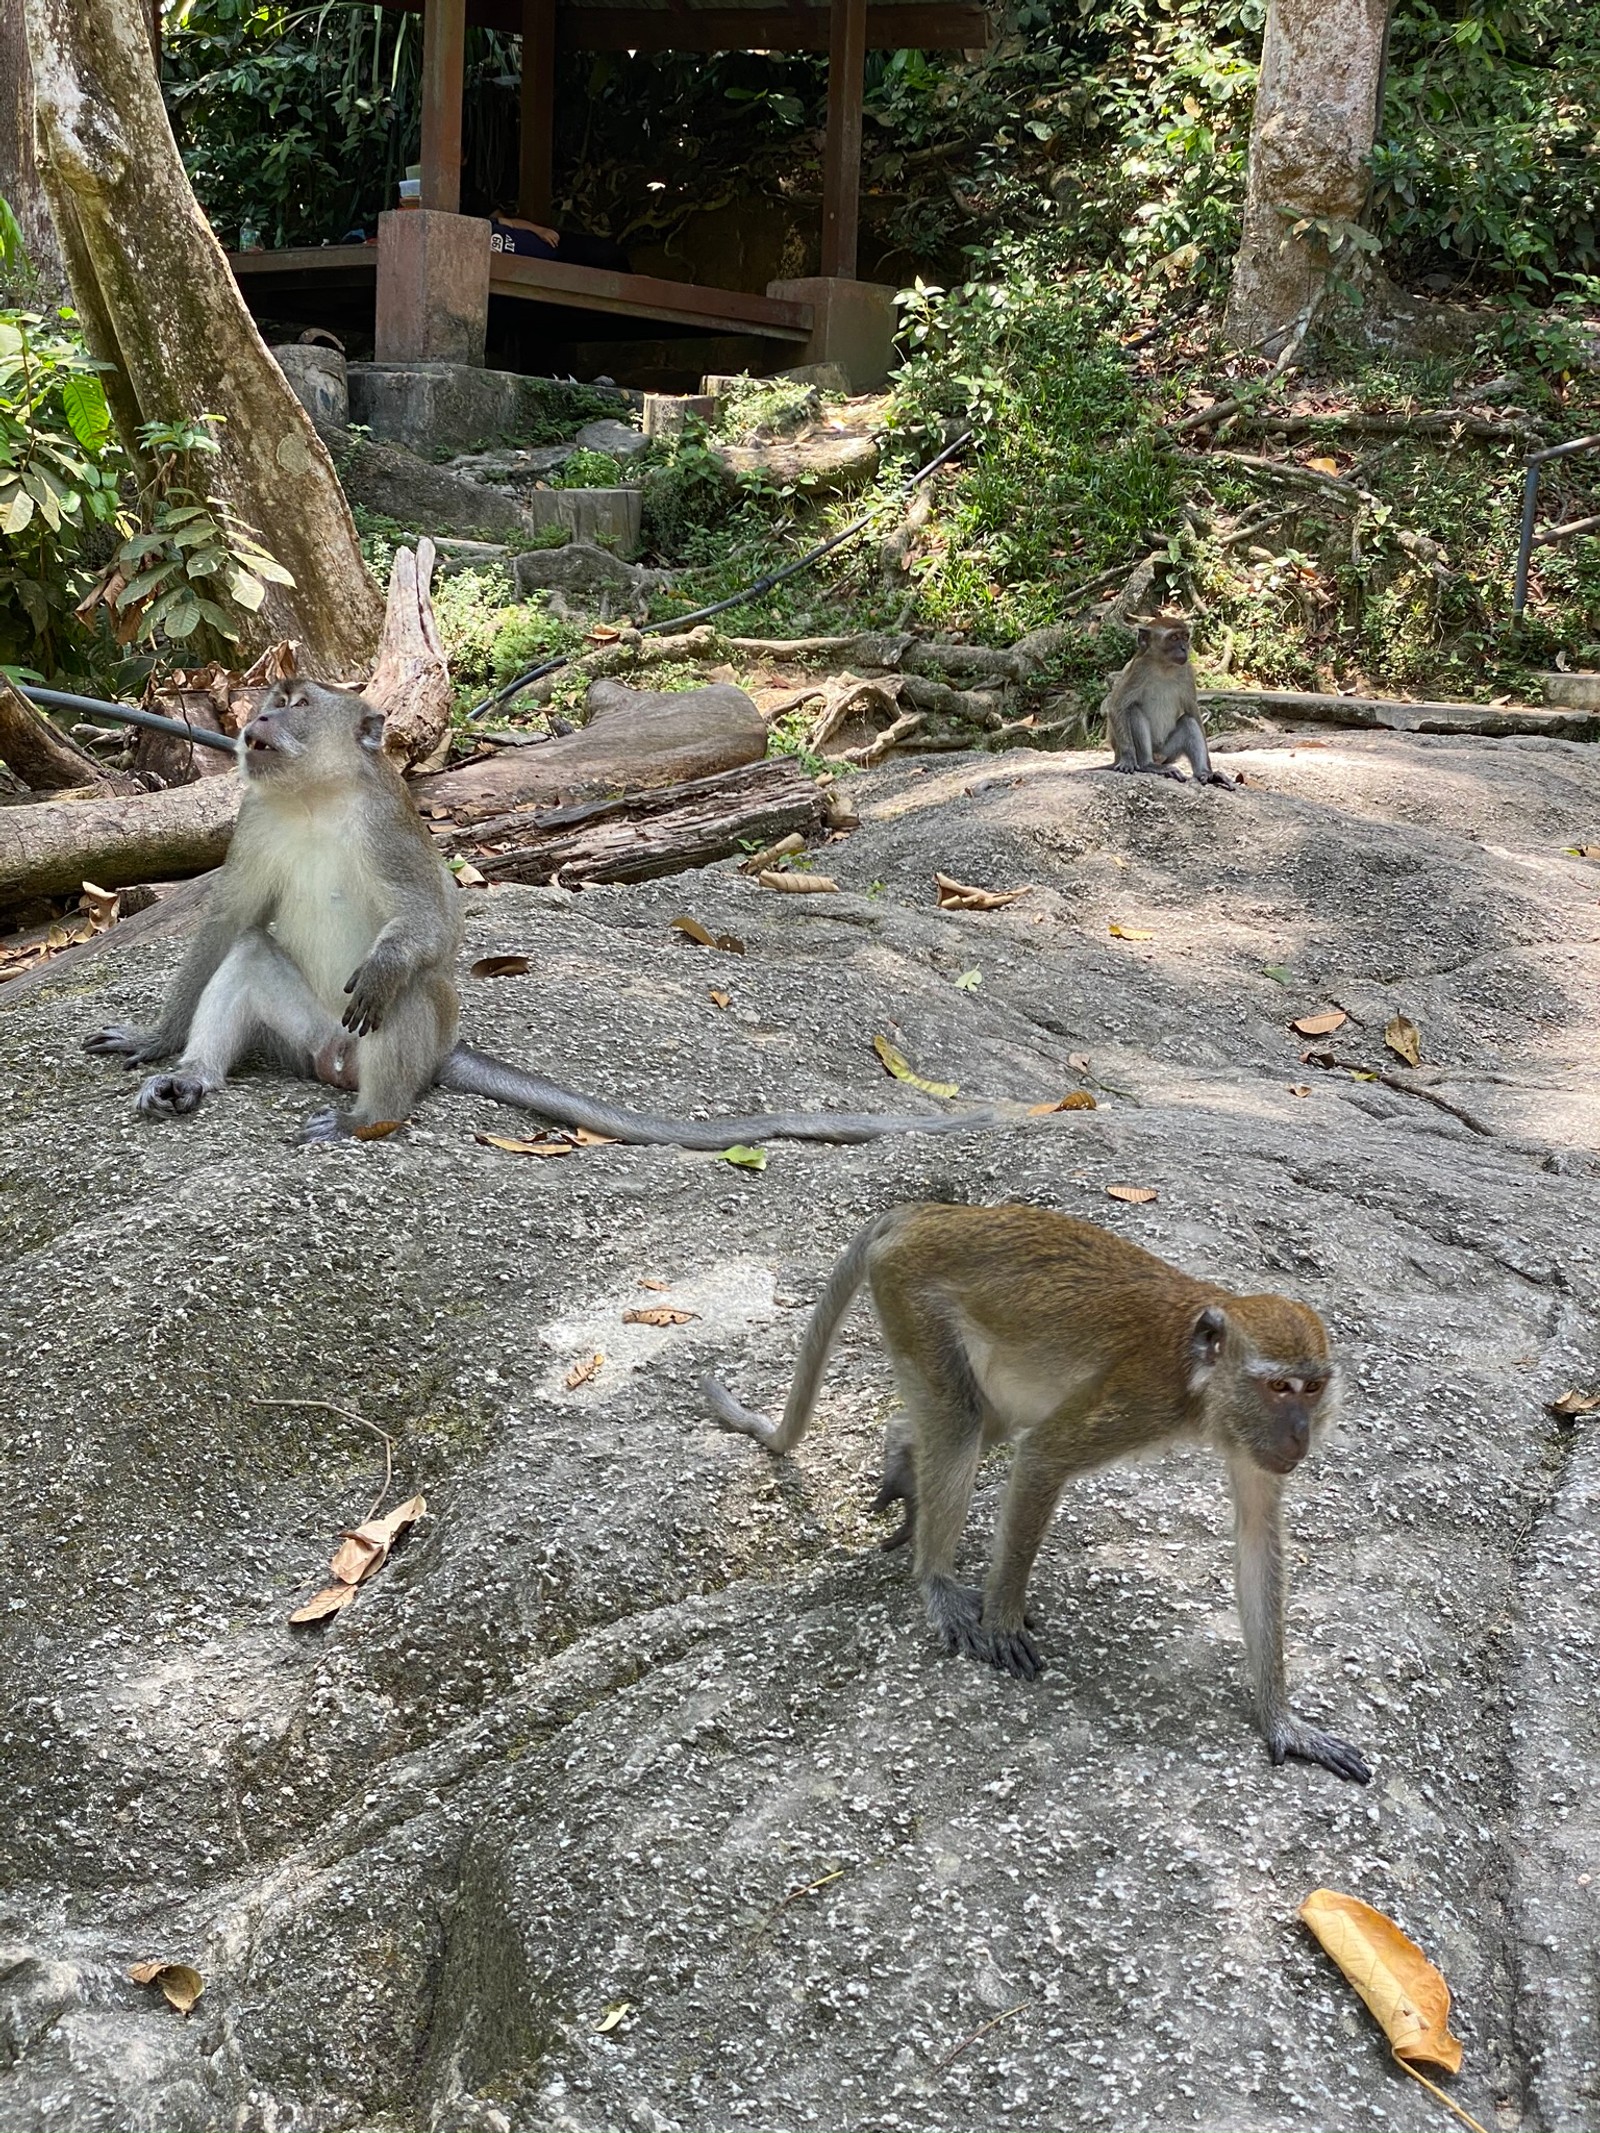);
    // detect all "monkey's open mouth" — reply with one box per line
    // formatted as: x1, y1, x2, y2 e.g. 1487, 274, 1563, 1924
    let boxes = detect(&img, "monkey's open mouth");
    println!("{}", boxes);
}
243, 732, 277, 755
